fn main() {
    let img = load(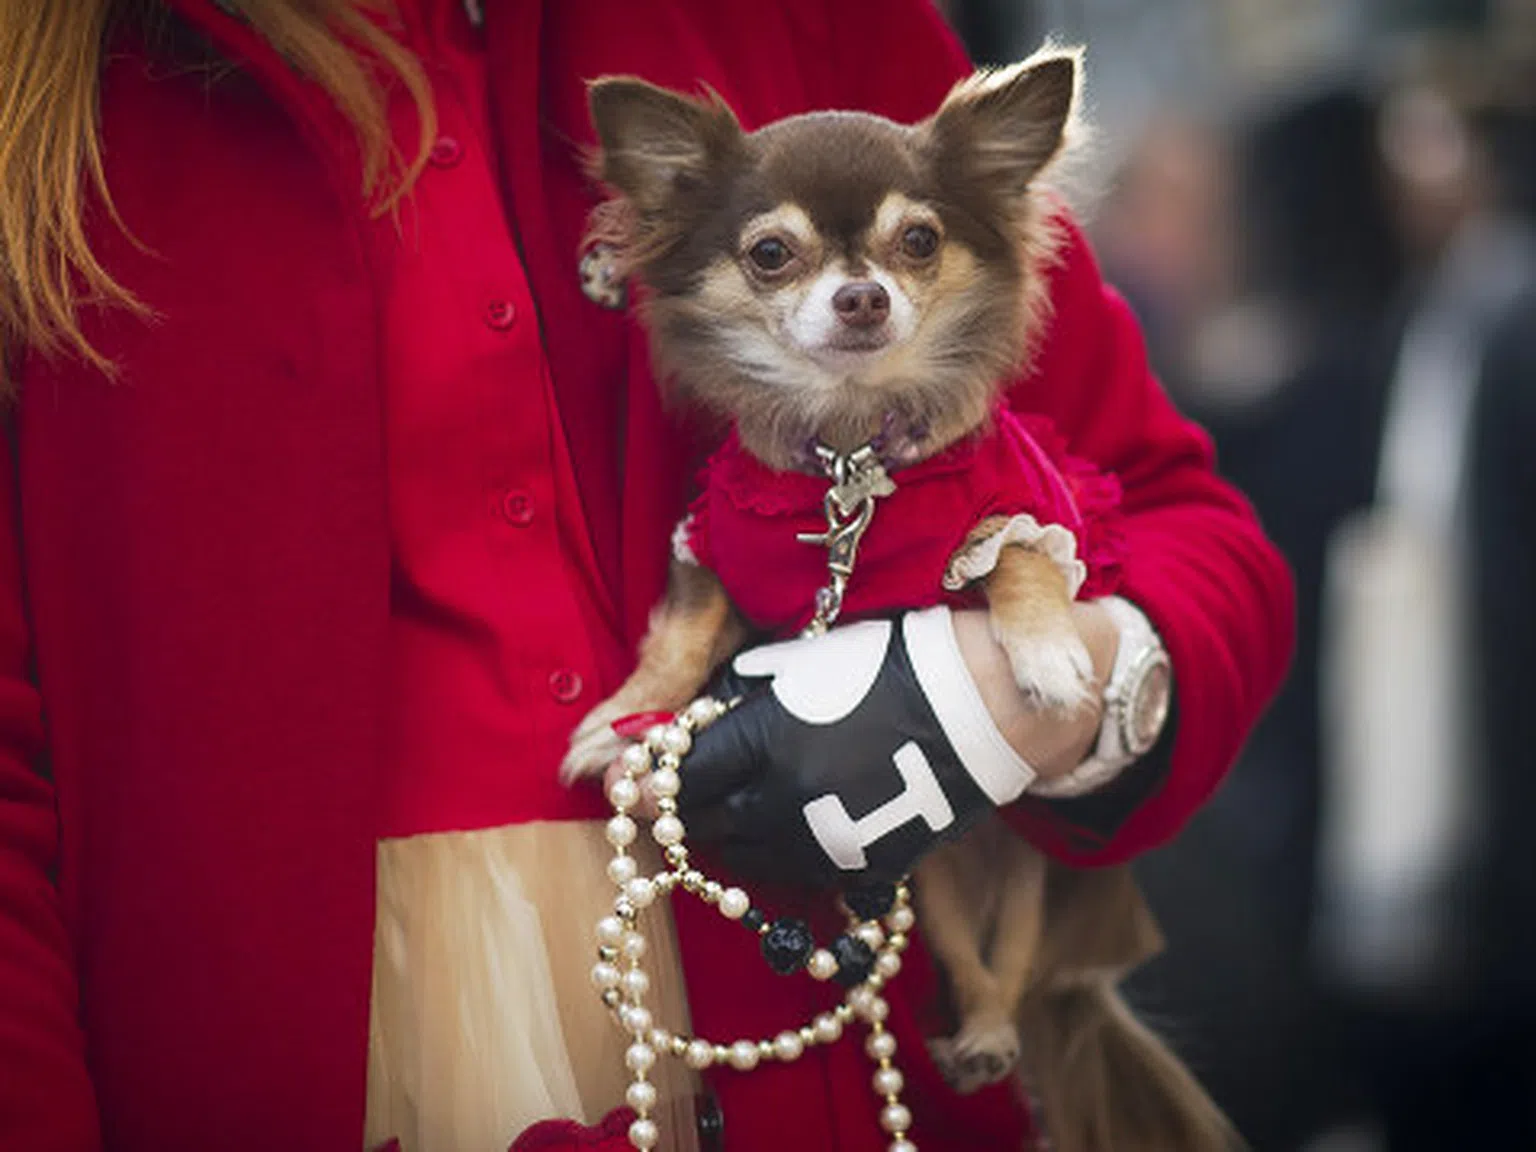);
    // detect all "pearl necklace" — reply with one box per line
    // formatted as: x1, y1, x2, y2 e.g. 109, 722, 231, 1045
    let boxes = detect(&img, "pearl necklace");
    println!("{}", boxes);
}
595, 698, 920, 1151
